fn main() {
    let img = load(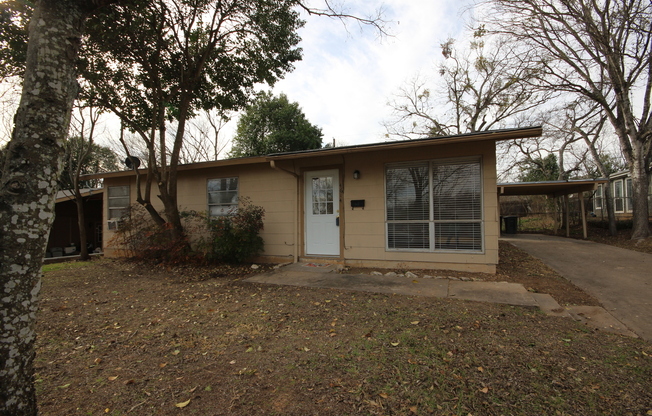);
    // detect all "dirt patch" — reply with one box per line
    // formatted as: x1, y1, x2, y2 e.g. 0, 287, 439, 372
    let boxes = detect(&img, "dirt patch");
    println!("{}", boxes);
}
35, 257, 651, 415
583, 226, 652, 255
493, 241, 600, 306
